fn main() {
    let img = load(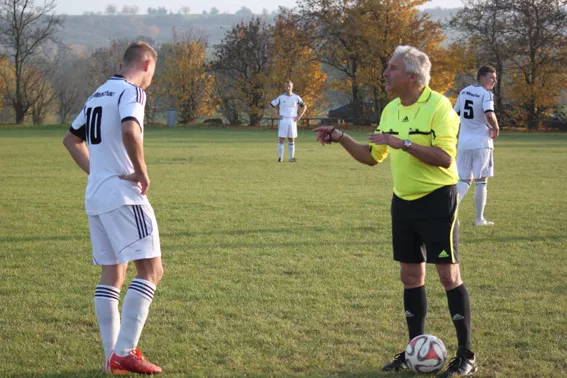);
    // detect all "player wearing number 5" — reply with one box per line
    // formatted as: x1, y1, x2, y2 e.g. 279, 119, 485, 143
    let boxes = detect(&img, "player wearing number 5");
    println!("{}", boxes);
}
453, 65, 500, 226
63, 42, 163, 374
